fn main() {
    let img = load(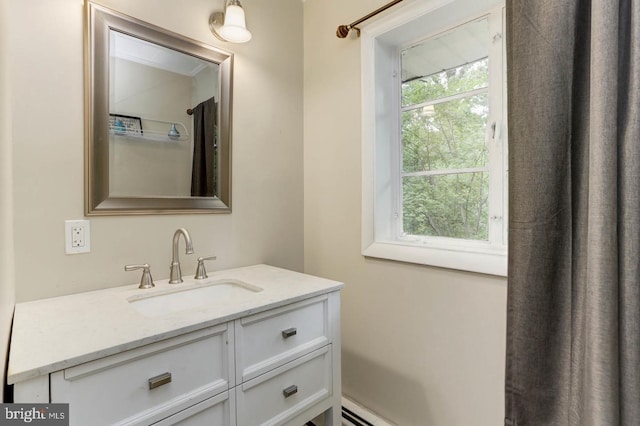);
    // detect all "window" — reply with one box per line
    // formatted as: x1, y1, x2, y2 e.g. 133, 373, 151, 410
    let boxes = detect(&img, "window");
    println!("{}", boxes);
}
361, 0, 507, 275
